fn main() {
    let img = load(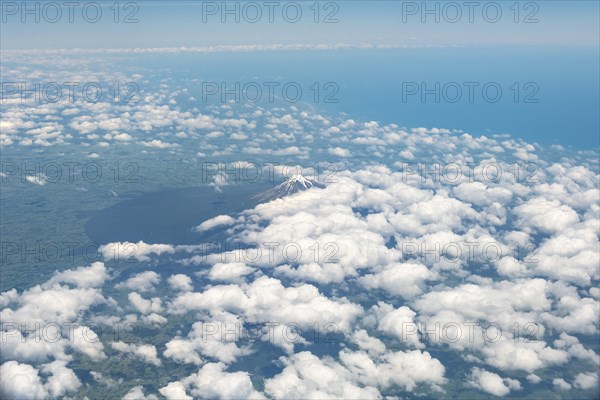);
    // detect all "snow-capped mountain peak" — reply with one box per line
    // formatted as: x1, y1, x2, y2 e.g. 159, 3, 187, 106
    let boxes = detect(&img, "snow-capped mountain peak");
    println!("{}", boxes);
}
255, 174, 325, 202
285, 174, 316, 189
